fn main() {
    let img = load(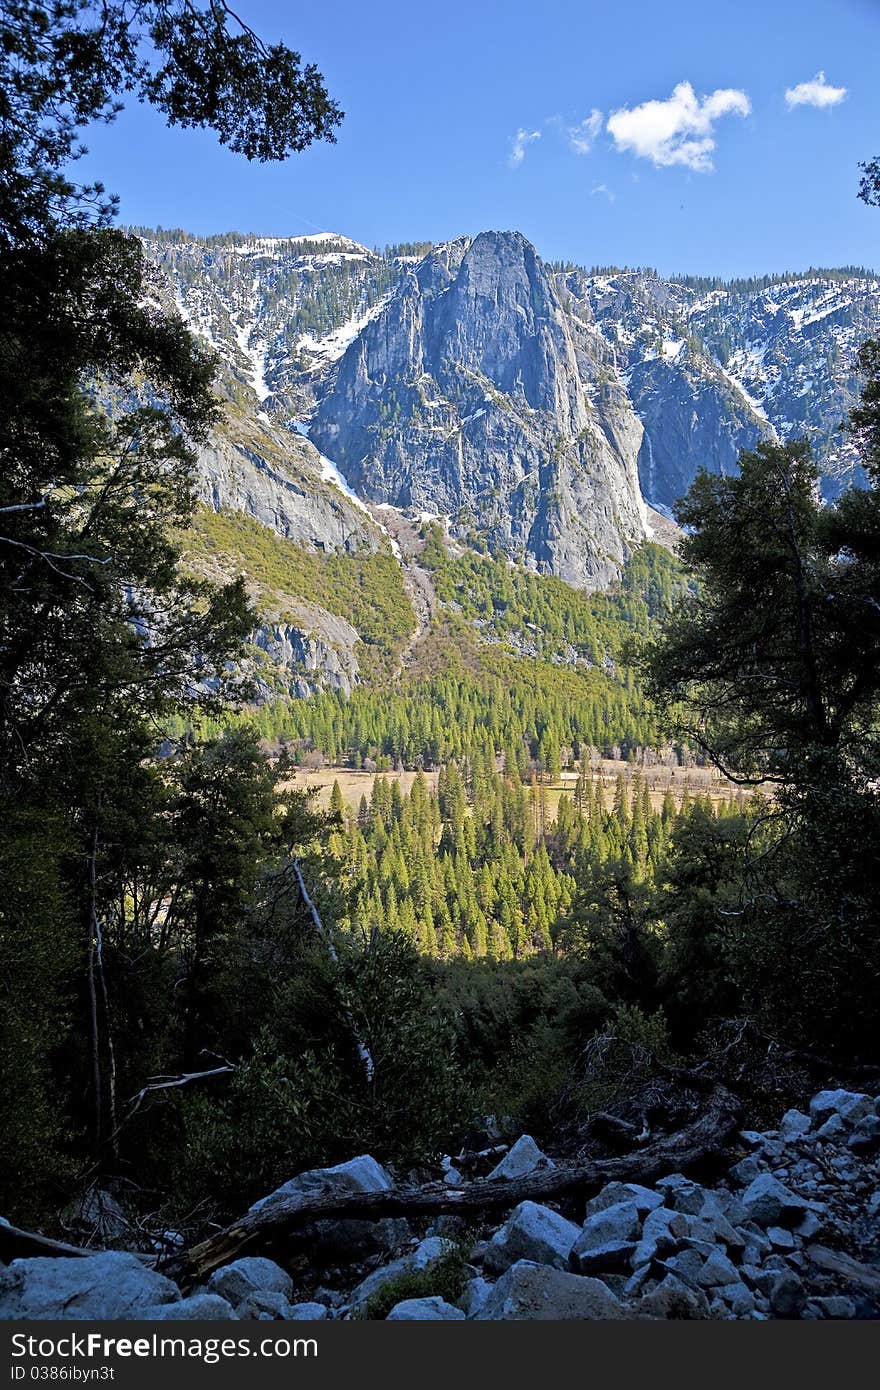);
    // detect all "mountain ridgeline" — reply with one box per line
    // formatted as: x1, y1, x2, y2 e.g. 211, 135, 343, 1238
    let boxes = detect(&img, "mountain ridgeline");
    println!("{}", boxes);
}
139, 227, 879, 711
